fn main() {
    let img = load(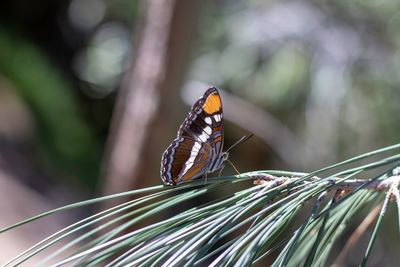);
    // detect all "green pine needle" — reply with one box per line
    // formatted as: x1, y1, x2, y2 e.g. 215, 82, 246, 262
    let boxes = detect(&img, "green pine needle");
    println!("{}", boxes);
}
1, 143, 400, 266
